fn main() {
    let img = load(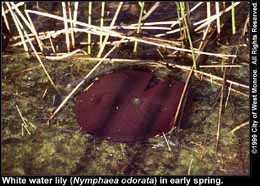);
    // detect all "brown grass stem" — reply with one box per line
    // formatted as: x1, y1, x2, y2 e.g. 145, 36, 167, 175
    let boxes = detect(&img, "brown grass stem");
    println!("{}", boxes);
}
97, 2, 123, 58
216, 68, 227, 151
62, 2, 70, 52
100, 2, 105, 48
6, 2, 28, 54
88, 1, 92, 54
26, 9, 237, 59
